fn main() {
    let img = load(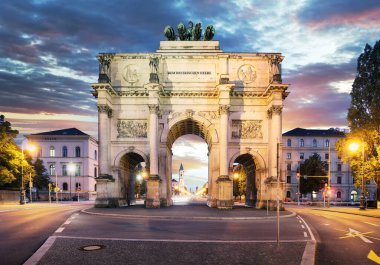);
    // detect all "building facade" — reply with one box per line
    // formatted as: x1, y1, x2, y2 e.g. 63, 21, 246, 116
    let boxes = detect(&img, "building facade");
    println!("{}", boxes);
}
92, 39, 289, 209
26, 128, 98, 200
282, 128, 377, 204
